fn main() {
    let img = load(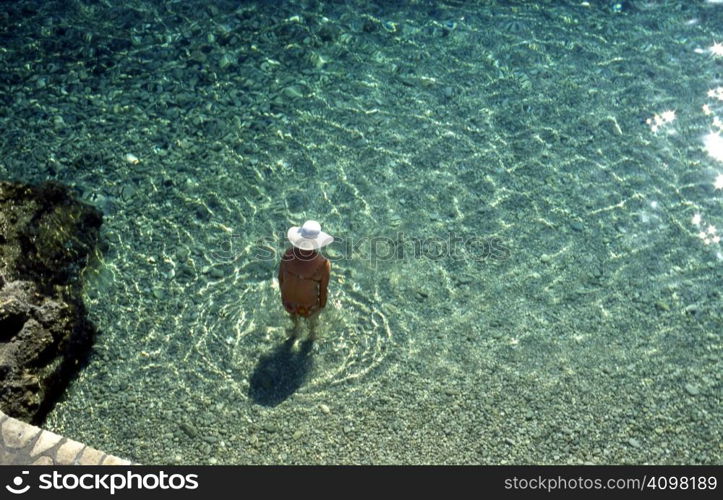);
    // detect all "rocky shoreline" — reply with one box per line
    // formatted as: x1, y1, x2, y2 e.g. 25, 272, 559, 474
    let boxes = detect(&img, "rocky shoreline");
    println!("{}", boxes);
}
0, 181, 101, 424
